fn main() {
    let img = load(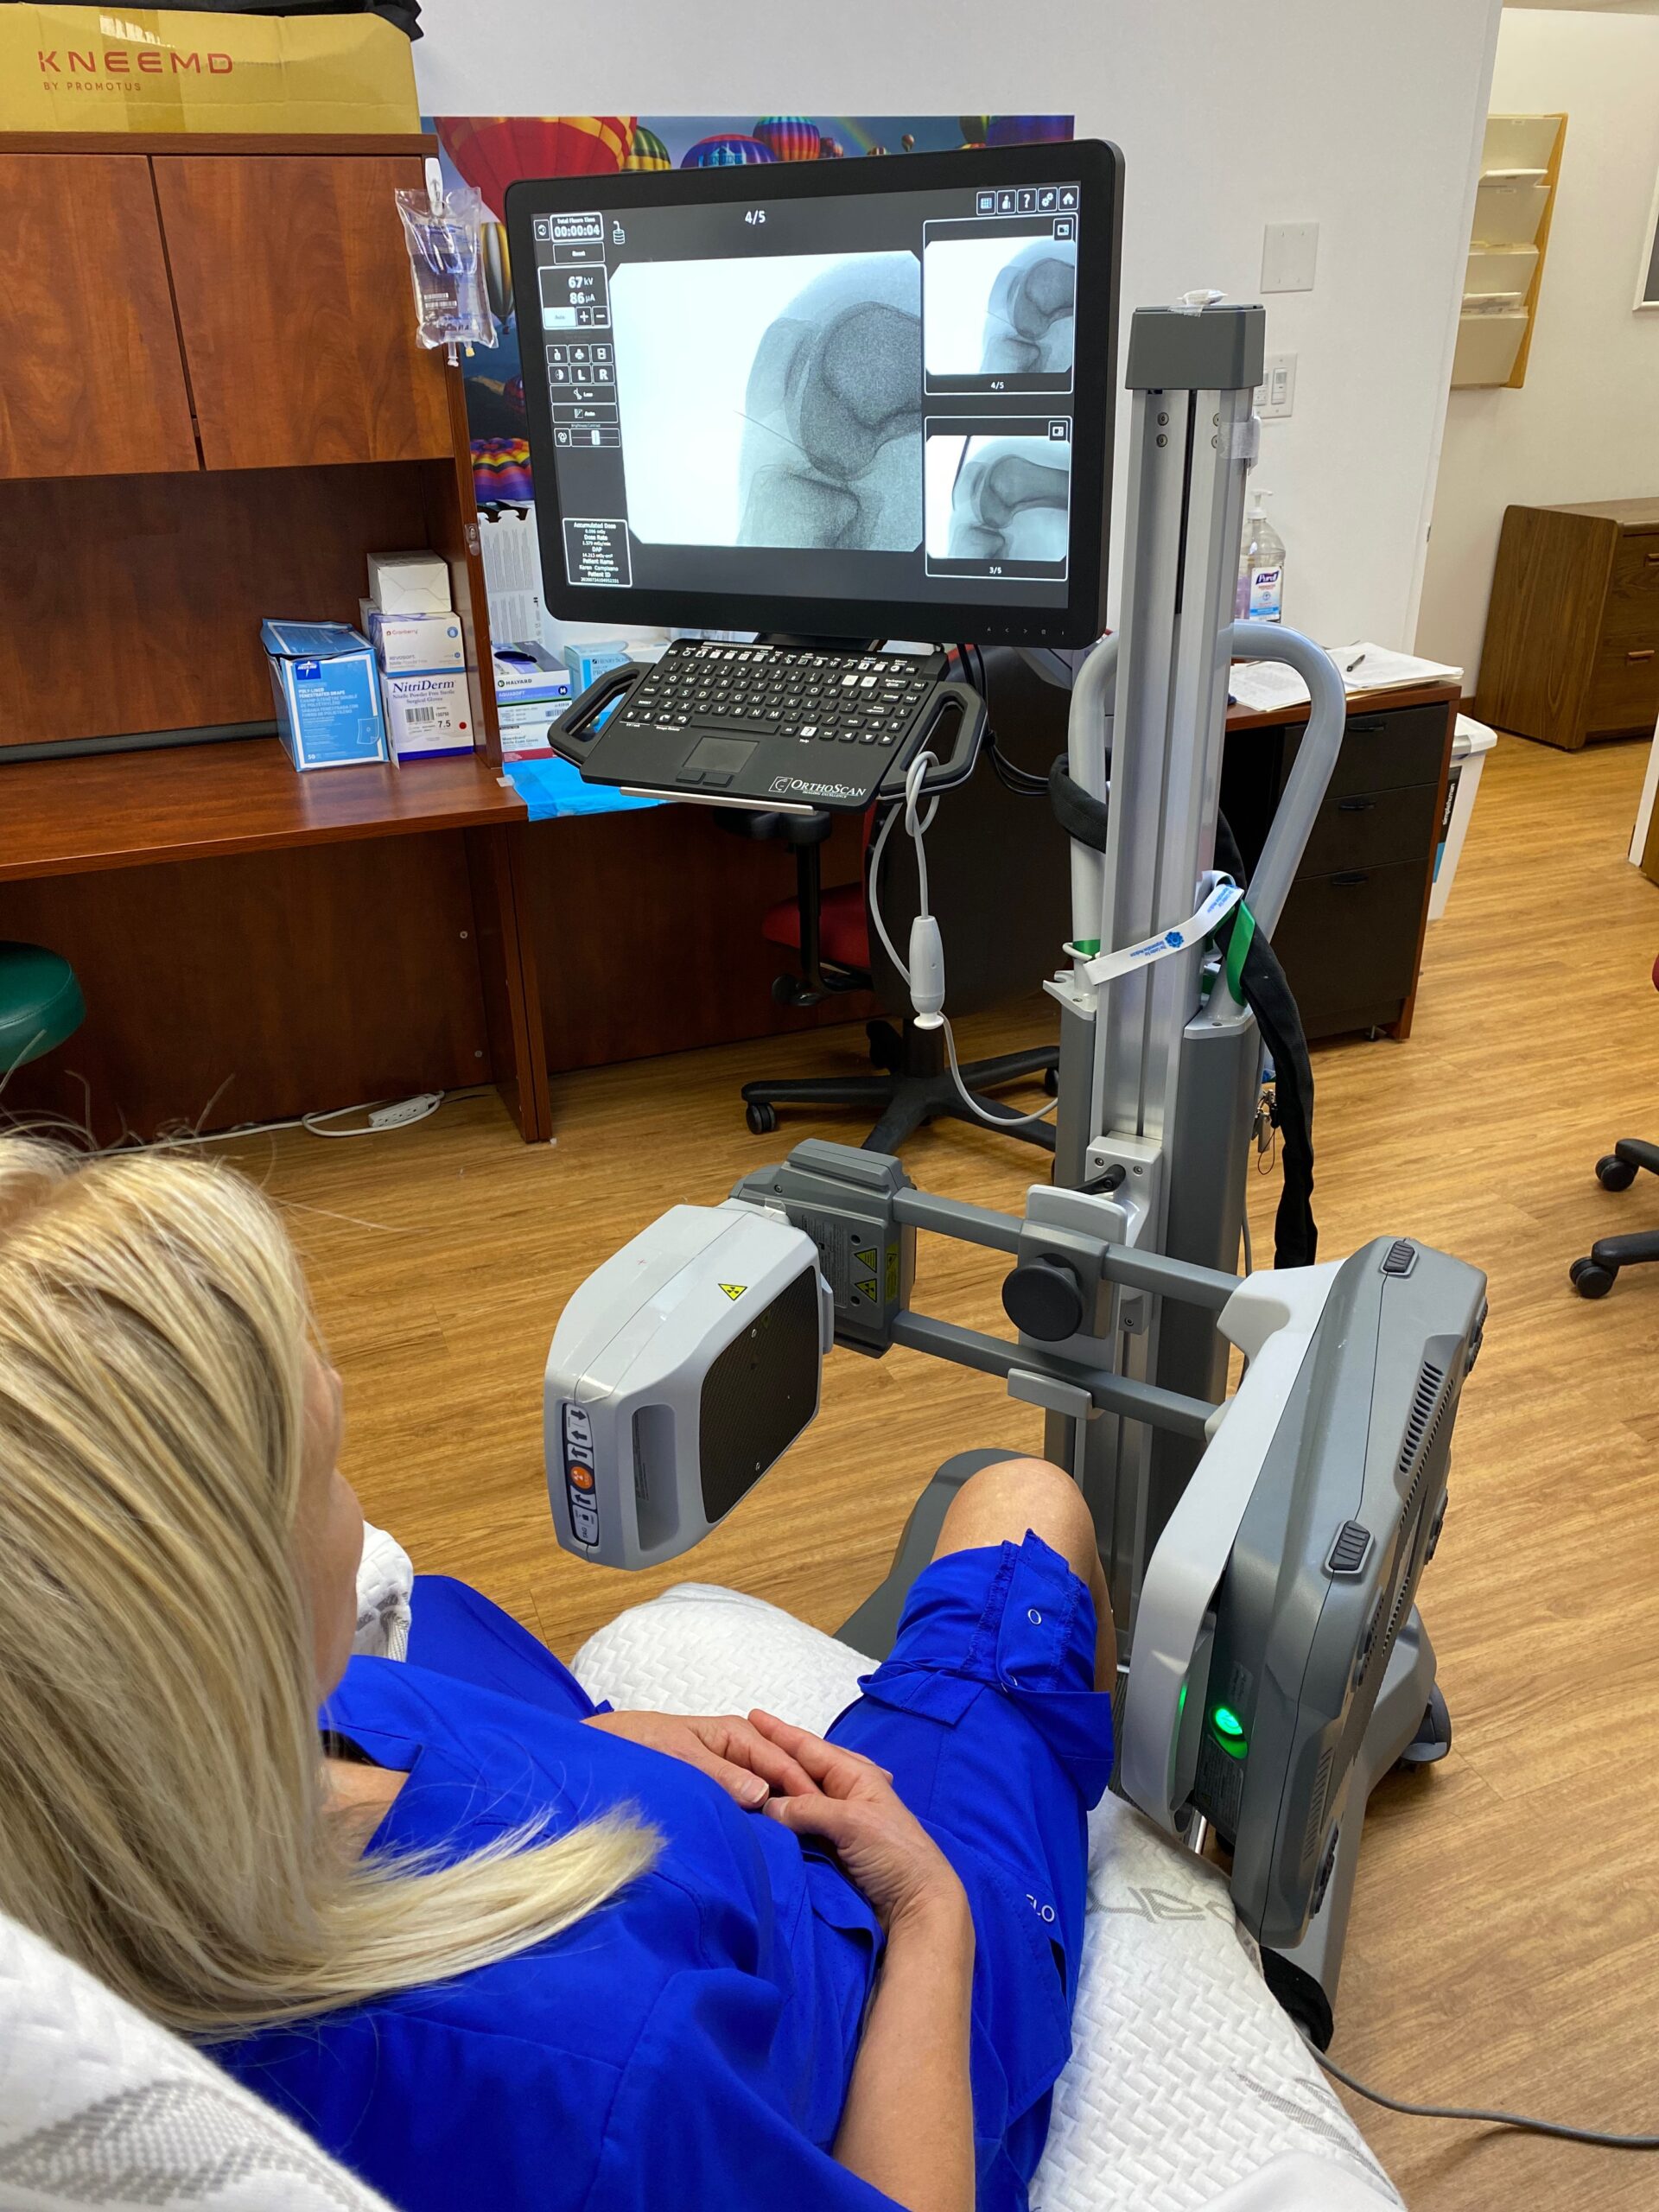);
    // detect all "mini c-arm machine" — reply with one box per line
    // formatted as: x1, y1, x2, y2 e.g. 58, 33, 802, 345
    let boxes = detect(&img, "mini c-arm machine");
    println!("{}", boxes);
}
542, 301, 1487, 2044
